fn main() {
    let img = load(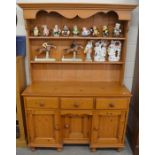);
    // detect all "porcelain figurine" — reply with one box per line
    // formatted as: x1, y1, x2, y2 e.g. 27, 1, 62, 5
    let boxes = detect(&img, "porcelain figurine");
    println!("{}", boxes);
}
61, 25, 70, 36
33, 26, 39, 36
72, 25, 80, 36
42, 25, 49, 36
90, 26, 99, 37
94, 40, 107, 62
102, 25, 109, 37
113, 23, 122, 37
52, 25, 61, 37
108, 40, 122, 61
84, 40, 93, 61
81, 27, 90, 37
36, 42, 56, 60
